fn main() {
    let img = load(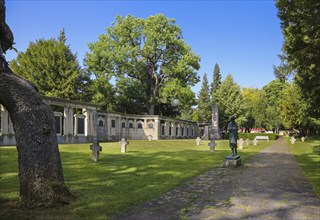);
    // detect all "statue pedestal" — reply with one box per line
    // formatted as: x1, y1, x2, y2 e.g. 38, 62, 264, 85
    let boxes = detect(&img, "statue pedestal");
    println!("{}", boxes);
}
224, 155, 241, 168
